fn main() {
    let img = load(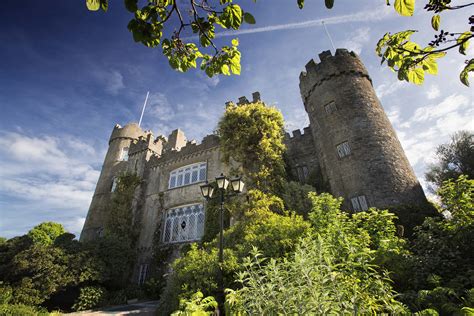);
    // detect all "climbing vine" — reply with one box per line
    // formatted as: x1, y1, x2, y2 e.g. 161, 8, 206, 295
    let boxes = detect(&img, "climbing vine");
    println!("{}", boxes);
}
217, 101, 286, 194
